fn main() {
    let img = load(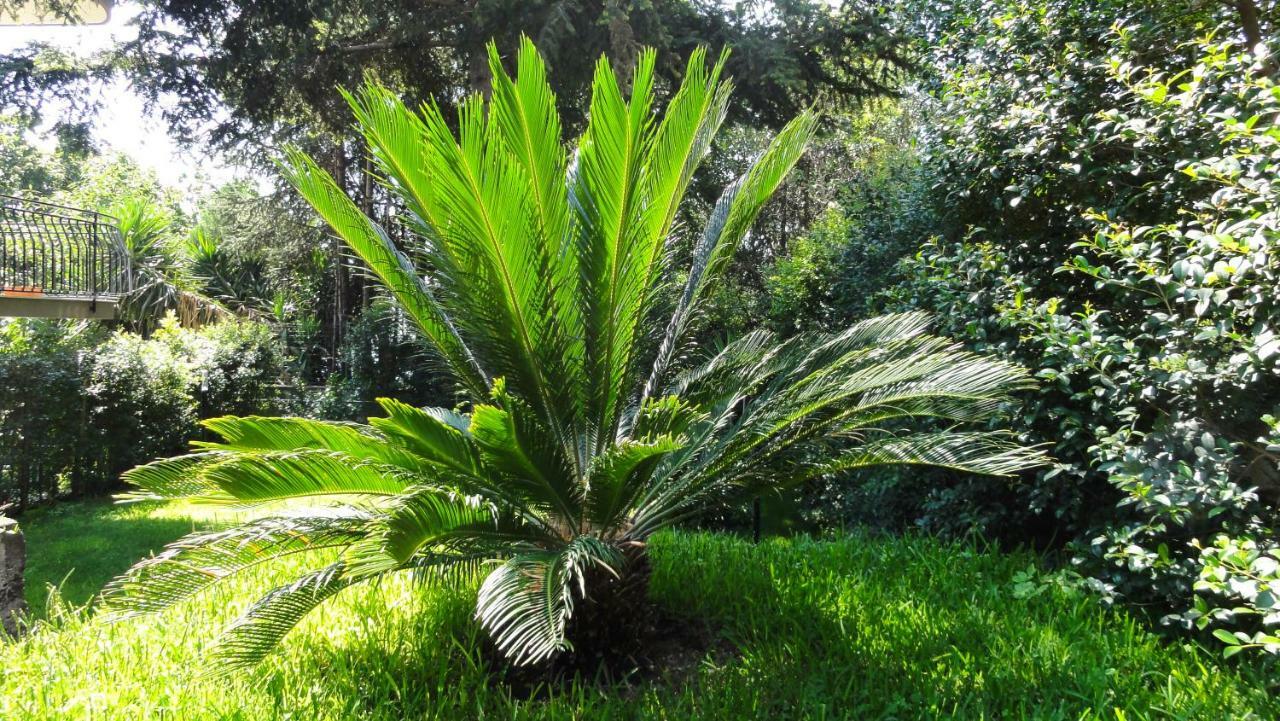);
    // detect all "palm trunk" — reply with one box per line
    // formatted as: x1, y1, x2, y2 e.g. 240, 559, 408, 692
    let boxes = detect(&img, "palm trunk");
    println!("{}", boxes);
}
559, 545, 656, 669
